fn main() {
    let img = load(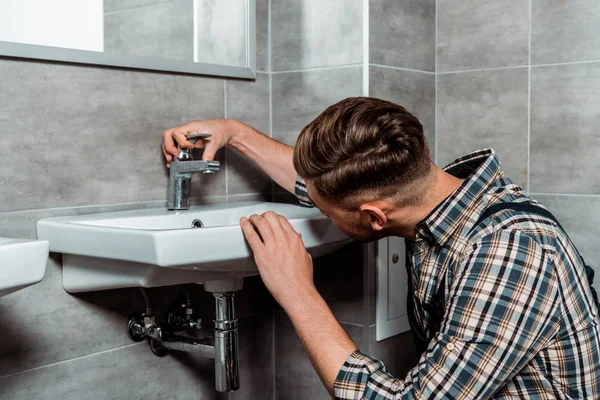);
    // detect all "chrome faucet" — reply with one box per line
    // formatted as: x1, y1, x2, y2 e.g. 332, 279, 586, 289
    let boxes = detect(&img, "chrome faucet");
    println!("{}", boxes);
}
167, 133, 220, 210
